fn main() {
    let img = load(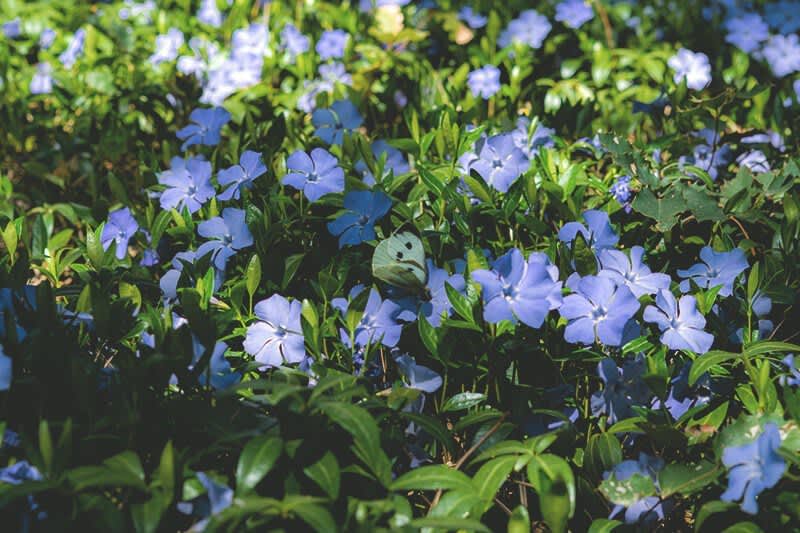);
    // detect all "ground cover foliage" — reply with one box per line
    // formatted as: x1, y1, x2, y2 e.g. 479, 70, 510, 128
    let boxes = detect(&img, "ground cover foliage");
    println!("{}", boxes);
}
1, 0, 800, 531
